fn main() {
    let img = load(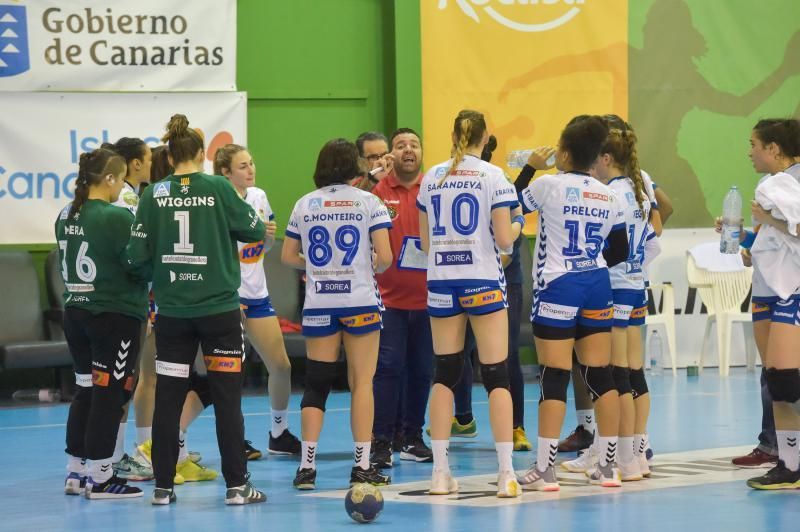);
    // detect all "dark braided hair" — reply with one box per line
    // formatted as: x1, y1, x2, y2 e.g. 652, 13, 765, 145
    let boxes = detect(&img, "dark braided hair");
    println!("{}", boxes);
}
69, 148, 126, 218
